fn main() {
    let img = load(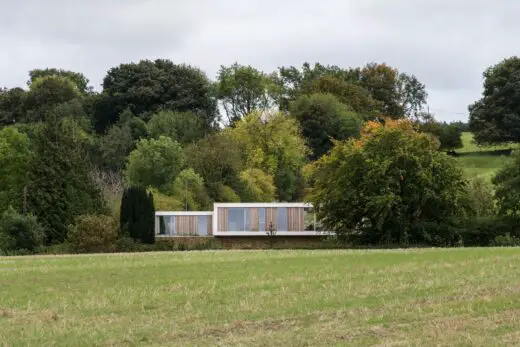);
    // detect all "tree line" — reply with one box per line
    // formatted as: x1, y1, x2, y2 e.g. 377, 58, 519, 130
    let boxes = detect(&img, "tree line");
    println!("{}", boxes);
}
1, 57, 518, 253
